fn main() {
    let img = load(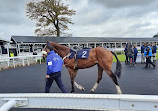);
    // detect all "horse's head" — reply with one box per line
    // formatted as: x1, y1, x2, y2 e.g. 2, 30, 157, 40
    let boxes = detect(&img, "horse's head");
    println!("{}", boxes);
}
41, 41, 52, 59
